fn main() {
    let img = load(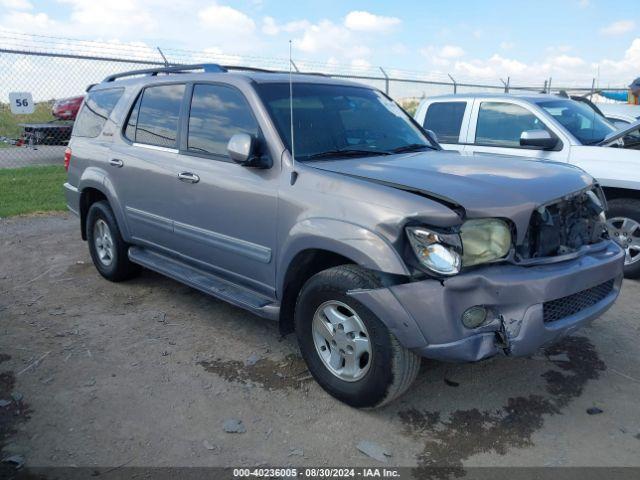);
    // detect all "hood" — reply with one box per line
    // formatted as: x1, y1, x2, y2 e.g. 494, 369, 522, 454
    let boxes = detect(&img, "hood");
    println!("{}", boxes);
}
599, 118, 640, 146
306, 150, 594, 243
